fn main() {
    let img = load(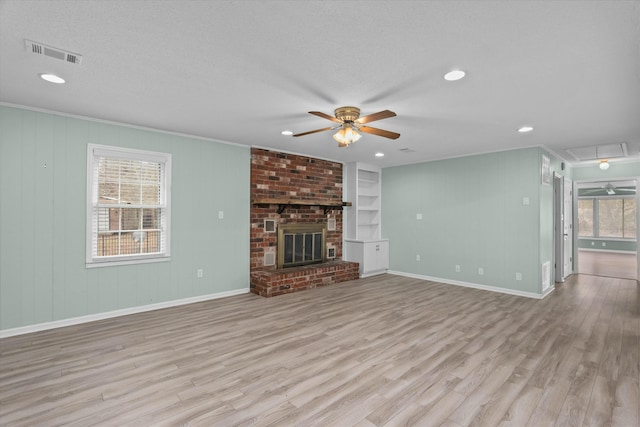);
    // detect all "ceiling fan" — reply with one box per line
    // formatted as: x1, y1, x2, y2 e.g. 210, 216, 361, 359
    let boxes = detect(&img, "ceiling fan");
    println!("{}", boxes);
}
292, 106, 400, 147
581, 182, 636, 195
